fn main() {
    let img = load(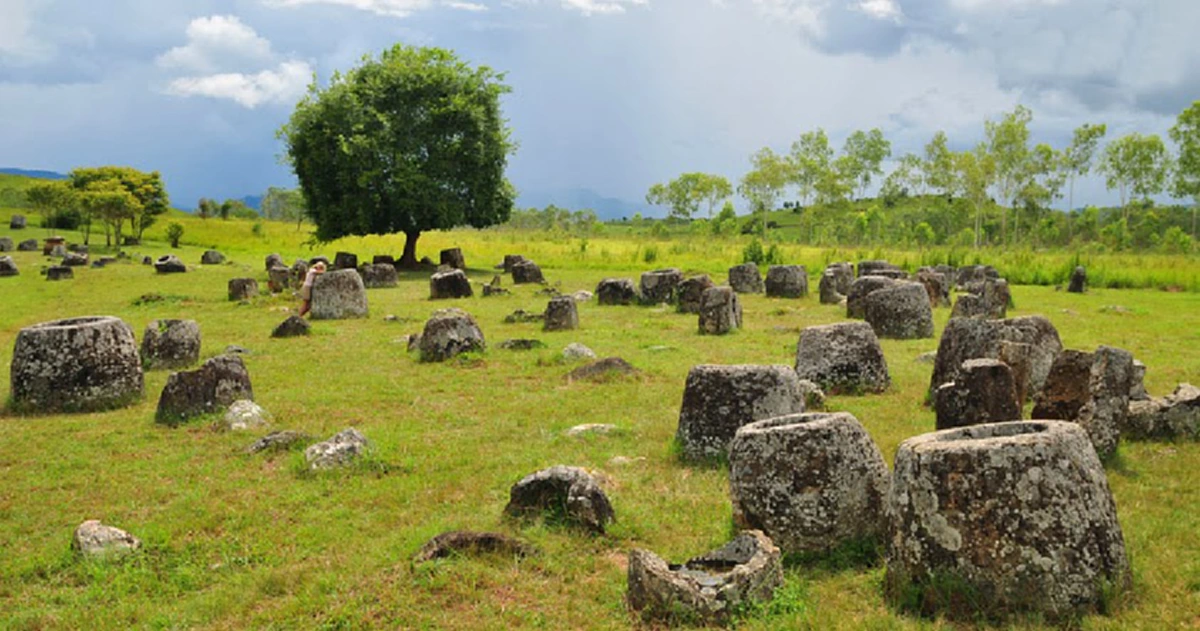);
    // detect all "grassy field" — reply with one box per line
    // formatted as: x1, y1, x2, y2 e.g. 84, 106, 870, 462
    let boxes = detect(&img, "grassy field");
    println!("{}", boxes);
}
1, 208, 1199, 630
